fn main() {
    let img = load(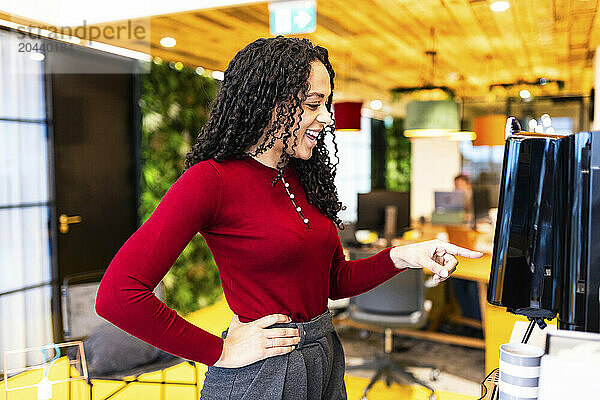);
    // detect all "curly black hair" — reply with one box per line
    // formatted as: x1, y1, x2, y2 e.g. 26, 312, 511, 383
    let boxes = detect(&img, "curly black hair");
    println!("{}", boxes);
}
184, 36, 346, 228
